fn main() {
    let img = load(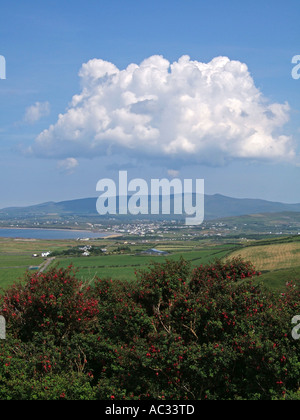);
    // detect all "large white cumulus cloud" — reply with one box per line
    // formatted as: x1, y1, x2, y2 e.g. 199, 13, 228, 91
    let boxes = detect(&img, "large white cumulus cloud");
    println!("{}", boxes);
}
30, 55, 295, 165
